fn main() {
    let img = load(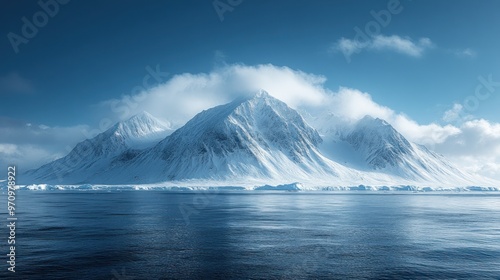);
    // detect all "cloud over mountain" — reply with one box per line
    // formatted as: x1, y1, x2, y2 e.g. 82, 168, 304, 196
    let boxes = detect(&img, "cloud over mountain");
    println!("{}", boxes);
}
4, 64, 500, 180
95, 64, 500, 180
